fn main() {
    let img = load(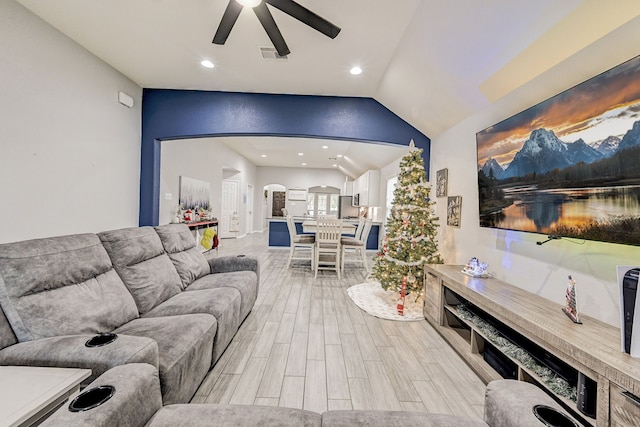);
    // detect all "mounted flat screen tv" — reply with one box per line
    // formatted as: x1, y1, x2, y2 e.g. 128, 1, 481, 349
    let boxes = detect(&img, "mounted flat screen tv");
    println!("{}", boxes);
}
476, 55, 640, 246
